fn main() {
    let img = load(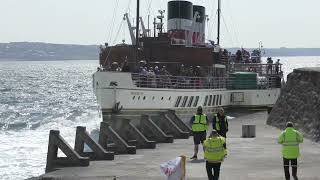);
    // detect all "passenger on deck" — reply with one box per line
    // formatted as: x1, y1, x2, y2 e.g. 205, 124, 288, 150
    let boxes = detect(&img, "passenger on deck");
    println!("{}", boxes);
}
154, 66, 160, 75
147, 67, 157, 88
159, 66, 171, 88
110, 62, 120, 71
179, 64, 187, 76
121, 60, 130, 72
275, 59, 281, 74
267, 57, 273, 74
177, 64, 186, 89
236, 50, 242, 63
